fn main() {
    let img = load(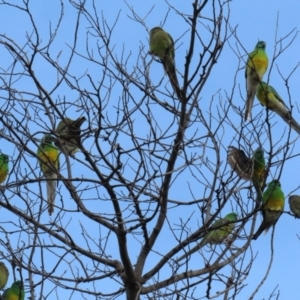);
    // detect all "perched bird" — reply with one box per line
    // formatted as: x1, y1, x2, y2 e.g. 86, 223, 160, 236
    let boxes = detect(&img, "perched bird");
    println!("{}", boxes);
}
245, 41, 268, 121
0, 262, 8, 290
2, 281, 24, 300
289, 195, 300, 218
252, 148, 266, 187
251, 148, 266, 202
0, 154, 9, 184
228, 147, 266, 202
252, 180, 285, 240
37, 134, 60, 215
227, 146, 253, 181
149, 27, 181, 98
55, 116, 86, 155
227, 147, 265, 185
256, 82, 300, 135
176, 212, 238, 262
